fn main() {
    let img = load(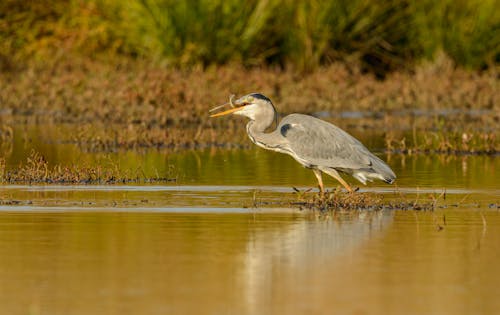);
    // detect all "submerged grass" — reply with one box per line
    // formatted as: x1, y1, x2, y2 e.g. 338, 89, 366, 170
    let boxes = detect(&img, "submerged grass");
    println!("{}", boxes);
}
385, 130, 498, 155
283, 184, 489, 212
289, 189, 436, 212
0, 151, 176, 184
